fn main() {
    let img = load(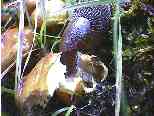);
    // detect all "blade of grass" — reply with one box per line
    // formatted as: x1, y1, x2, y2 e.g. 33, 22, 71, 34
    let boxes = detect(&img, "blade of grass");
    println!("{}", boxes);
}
15, 0, 25, 90
39, 21, 46, 48
113, 0, 123, 116
38, 0, 47, 48
118, 17, 128, 116
33, 32, 61, 39
51, 39, 61, 53
1, 62, 15, 79
52, 107, 72, 116
65, 105, 75, 116
1, 86, 15, 95
4, 17, 13, 29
